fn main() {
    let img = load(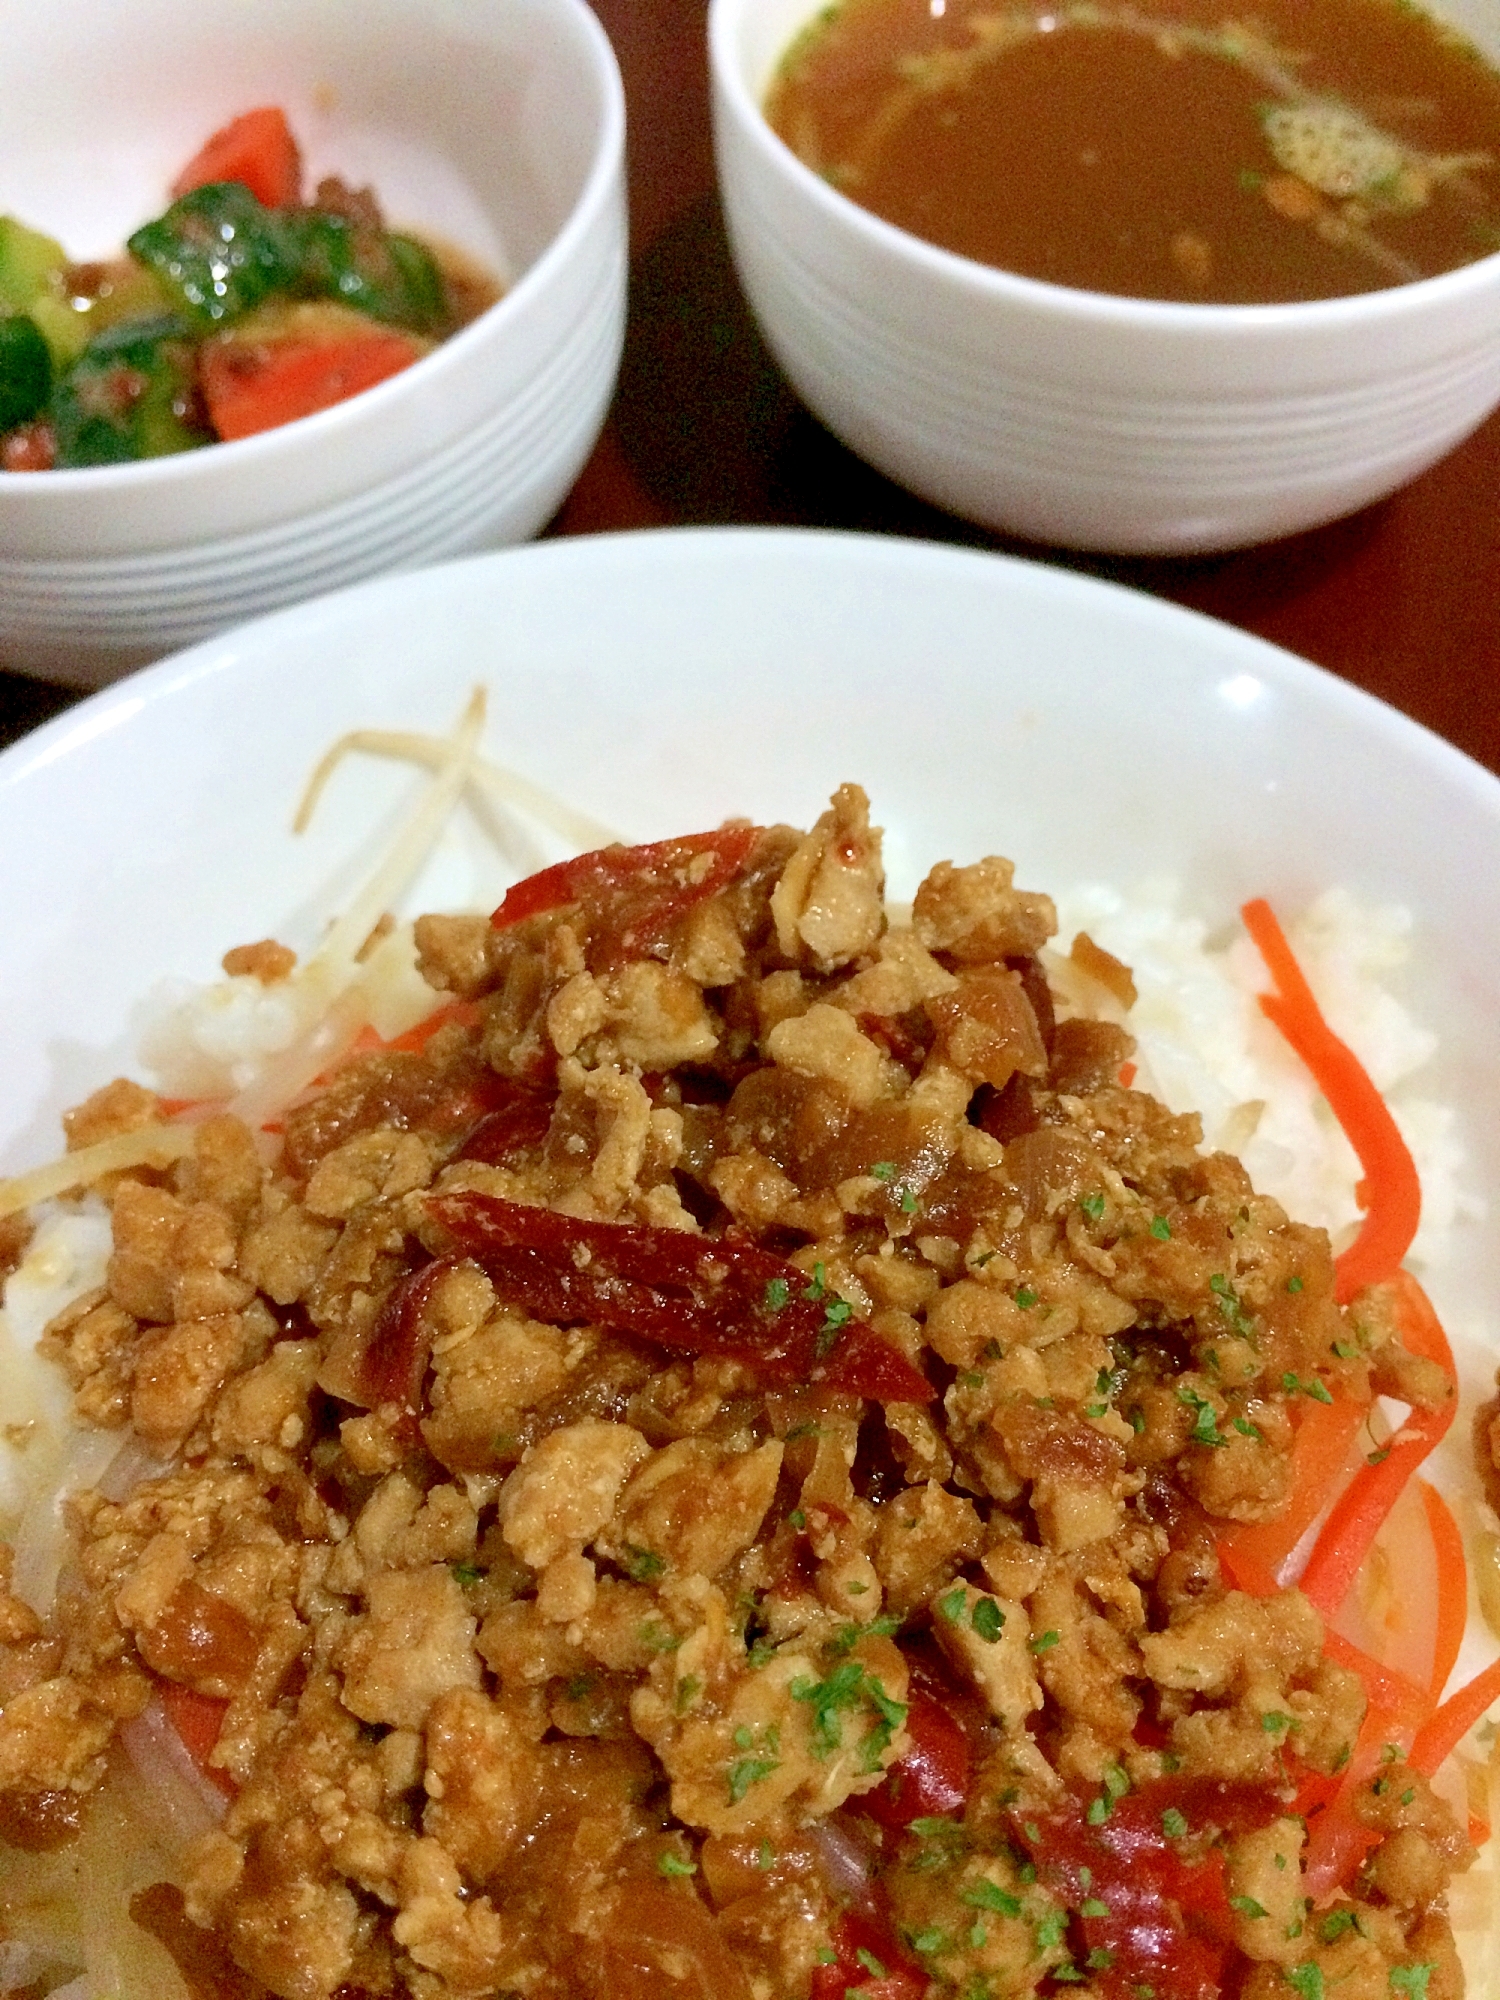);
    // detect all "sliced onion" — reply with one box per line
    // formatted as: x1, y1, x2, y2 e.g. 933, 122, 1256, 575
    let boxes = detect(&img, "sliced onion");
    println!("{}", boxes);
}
11, 1425, 129, 1618
808, 1812, 876, 1903
118, 1699, 227, 1855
